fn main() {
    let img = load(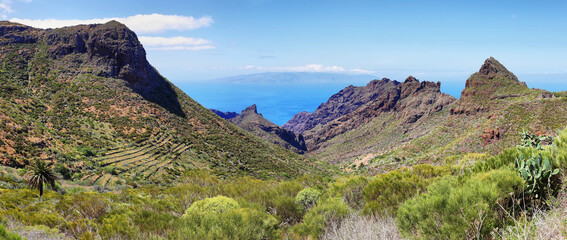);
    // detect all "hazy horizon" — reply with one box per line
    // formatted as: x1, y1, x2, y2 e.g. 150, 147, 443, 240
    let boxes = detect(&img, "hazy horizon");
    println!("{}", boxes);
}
175, 70, 565, 125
